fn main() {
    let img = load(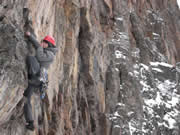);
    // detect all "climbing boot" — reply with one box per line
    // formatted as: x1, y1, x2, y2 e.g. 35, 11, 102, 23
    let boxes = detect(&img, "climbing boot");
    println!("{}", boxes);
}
26, 121, 34, 131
